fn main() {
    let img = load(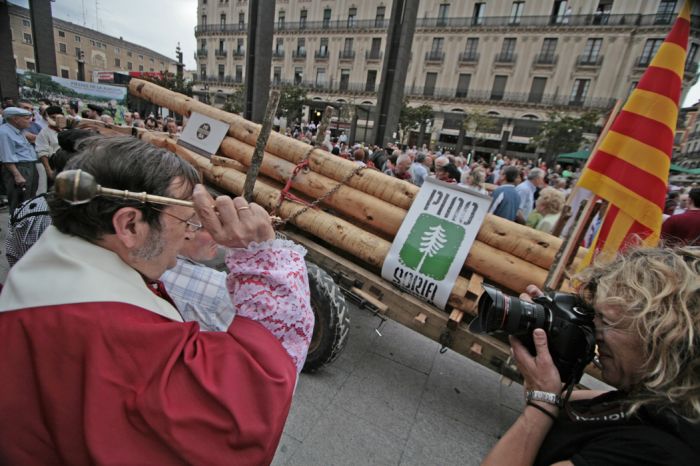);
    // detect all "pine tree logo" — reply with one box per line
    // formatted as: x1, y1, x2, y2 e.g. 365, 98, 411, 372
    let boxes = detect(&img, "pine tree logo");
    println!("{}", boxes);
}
399, 214, 465, 280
